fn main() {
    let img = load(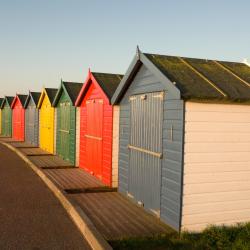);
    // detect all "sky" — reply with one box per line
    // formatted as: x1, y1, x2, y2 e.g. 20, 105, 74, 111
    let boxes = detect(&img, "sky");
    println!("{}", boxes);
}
1, 0, 250, 96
